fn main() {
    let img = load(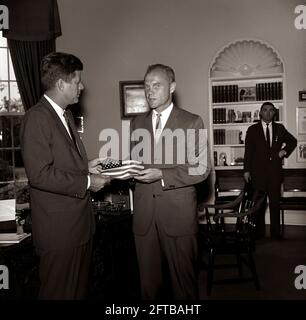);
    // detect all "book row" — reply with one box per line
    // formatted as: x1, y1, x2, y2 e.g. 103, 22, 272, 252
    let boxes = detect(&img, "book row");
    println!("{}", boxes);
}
213, 129, 243, 145
212, 82, 283, 103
